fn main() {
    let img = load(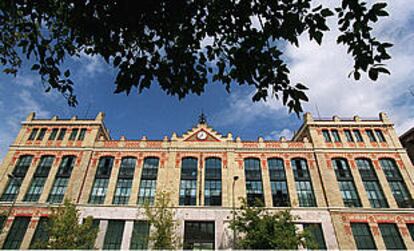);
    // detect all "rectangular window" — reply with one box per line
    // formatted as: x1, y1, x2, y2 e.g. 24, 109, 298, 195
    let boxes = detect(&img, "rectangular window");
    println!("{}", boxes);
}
28, 128, 39, 140
344, 129, 354, 142
331, 130, 341, 142
1, 156, 33, 201
103, 220, 125, 250
407, 224, 414, 241
379, 223, 406, 250
24, 156, 54, 202
322, 130, 331, 142
130, 221, 150, 250
36, 128, 47, 140
292, 159, 316, 207
89, 157, 114, 204
357, 159, 388, 208
366, 129, 377, 142
332, 159, 361, 207
78, 128, 87, 140
184, 221, 215, 250
57, 128, 66, 140
69, 128, 79, 140
375, 129, 386, 142
268, 158, 290, 207
380, 159, 412, 208
179, 158, 198, 206
351, 223, 376, 250
48, 156, 76, 203
303, 223, 326, 250
0, 215, 6, 232
113, 157, 136, 205
138, 157, 159, 205
30, 217, 49, 248
204, 158, 222, 206
353, 130, 363, 142
244, 158, 265, 206
48, 128, 58, 140
2, 217, 31, 249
